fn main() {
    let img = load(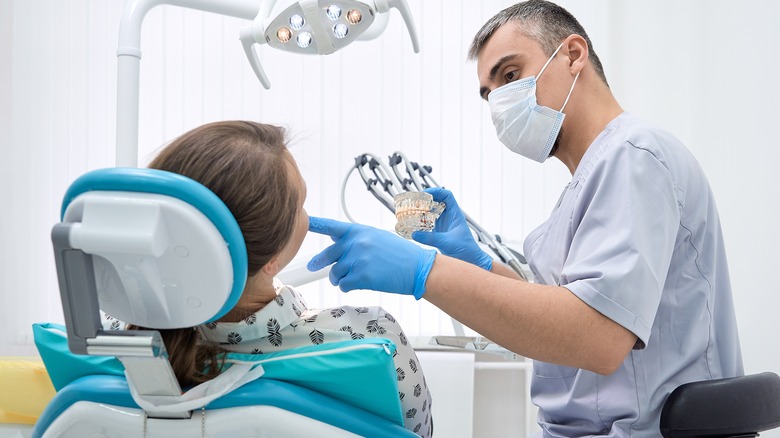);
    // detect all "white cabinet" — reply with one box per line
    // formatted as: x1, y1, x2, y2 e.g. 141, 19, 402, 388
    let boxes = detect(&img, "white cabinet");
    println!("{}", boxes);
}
414, 338, 539, 438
